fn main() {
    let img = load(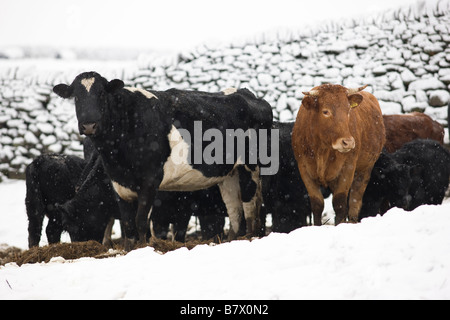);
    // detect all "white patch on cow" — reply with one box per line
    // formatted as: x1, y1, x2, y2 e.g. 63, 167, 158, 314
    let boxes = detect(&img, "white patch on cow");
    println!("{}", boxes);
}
223, 87, 237, 95
81, 77, 95, 93
159, 125, 223, 191
218, 172, 243, 237
112, 181, 138, 202
124, 86, 158, 99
